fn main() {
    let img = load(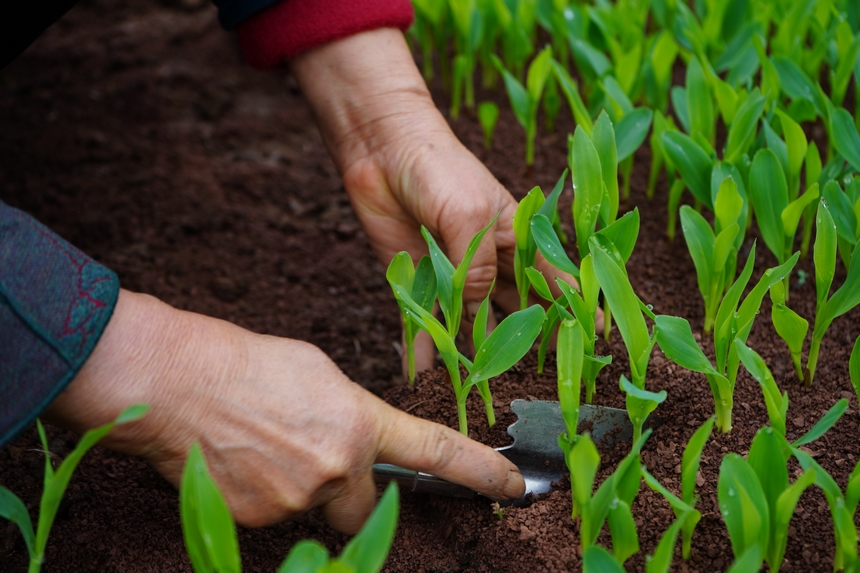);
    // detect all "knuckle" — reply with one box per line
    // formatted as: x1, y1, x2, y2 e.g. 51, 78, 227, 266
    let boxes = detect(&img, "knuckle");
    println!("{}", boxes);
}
418, 426, 460, 472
